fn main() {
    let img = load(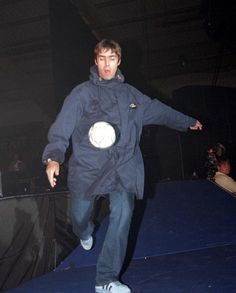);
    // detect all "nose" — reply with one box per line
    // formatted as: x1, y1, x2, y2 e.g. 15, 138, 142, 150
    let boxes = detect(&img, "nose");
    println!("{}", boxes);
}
105, 58, 110, 66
